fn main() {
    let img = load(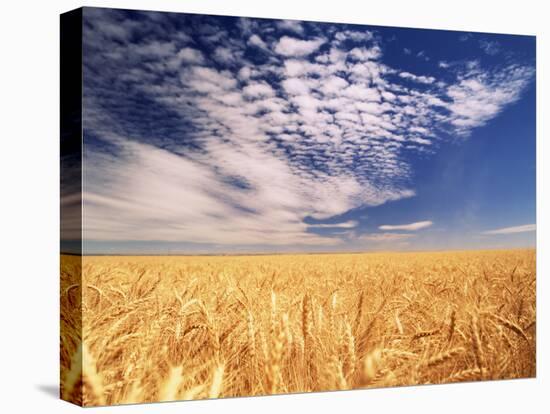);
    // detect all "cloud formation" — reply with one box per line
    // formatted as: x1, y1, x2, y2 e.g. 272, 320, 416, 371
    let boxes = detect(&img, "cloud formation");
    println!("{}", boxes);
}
81, 9, 534, 249
379, 221, 433, 231
479, 39, 501, 56
446, 63, 534, 135
308, 220, 358, 229
274, 36, 325, 56
482, 224, 536, 235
